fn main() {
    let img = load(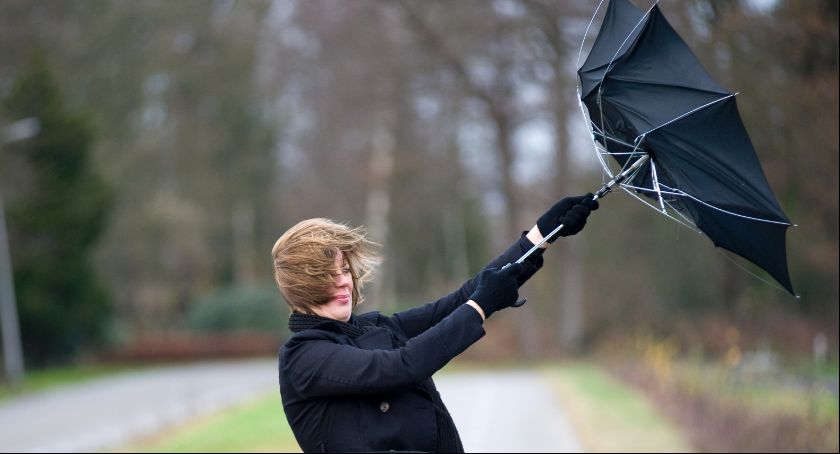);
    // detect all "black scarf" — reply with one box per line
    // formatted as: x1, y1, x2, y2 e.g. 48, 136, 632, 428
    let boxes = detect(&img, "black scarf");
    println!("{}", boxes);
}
287, 312, 464, 453
288, 312, 373, 337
